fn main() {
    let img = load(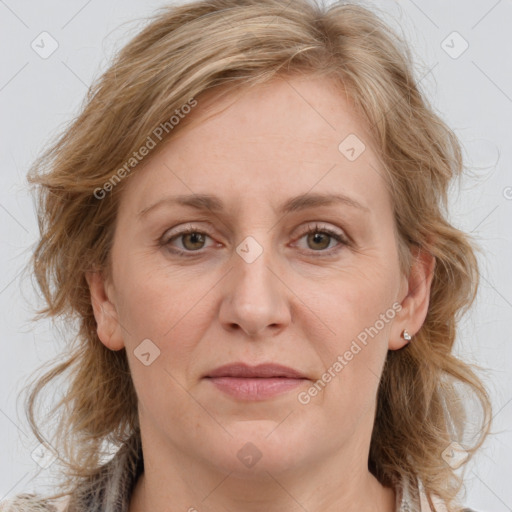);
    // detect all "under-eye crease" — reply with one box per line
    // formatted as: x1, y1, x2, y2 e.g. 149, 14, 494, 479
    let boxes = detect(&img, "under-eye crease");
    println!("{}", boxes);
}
159, 222, 349, 257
